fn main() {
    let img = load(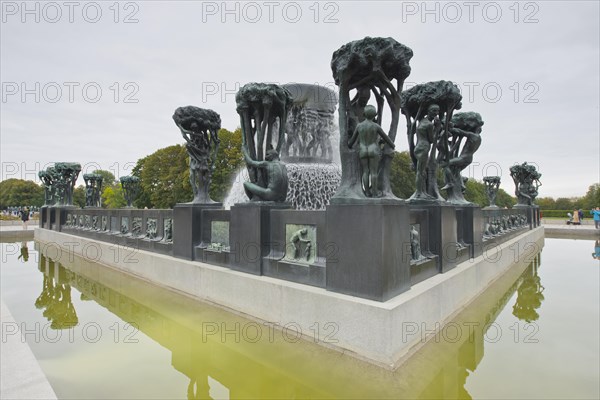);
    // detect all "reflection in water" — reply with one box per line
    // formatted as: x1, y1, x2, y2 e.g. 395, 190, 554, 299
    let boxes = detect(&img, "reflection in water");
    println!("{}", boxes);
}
18, 241, 29, 262
35, 254, 78, 329
33, 244, 544, 399
593, 240, 600, 260
513, 255, 545, 322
